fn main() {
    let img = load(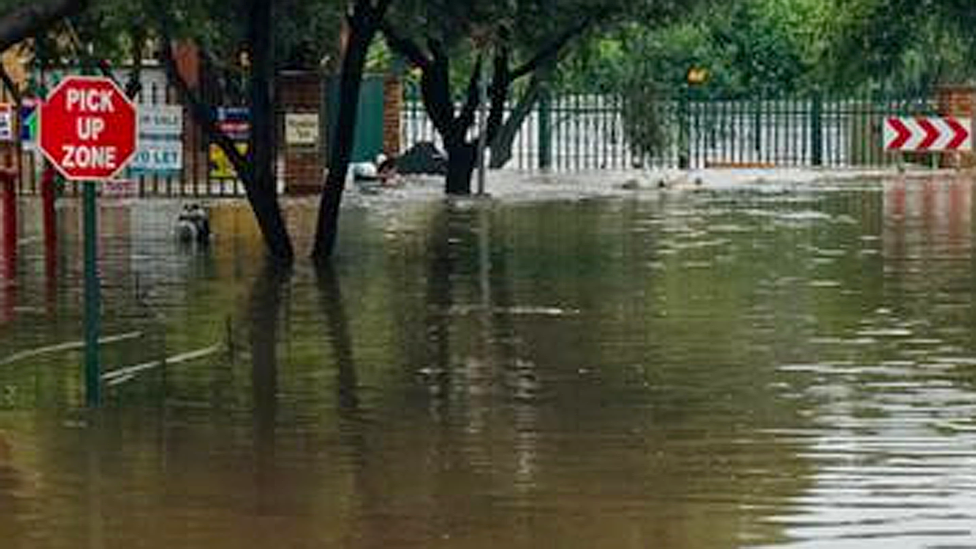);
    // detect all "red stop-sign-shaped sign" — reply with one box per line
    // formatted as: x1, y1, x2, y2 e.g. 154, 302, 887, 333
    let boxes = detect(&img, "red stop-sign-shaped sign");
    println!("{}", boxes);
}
39, 76, 138, 181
